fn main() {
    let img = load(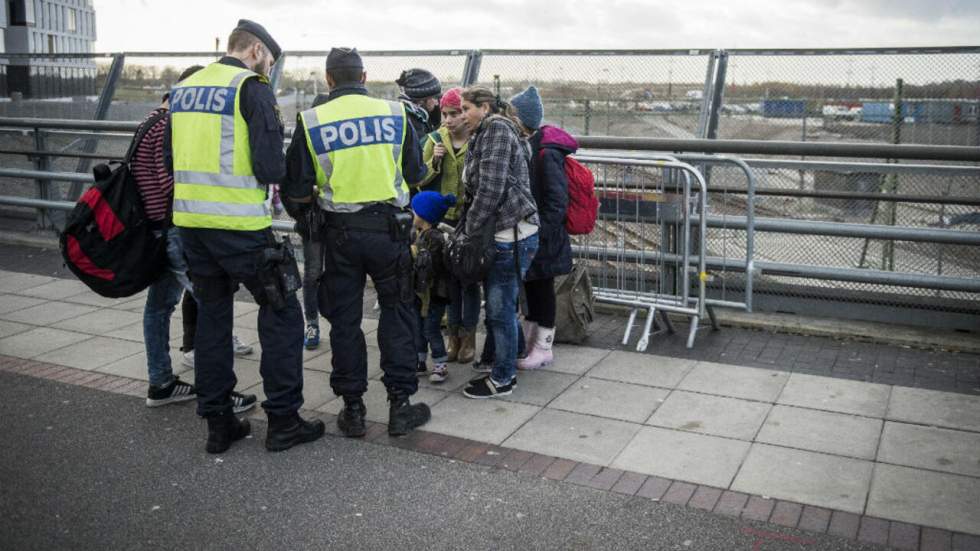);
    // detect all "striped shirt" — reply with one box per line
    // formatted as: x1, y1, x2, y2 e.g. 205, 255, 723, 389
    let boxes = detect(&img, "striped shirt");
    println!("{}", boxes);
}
131, 107, 172, 222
